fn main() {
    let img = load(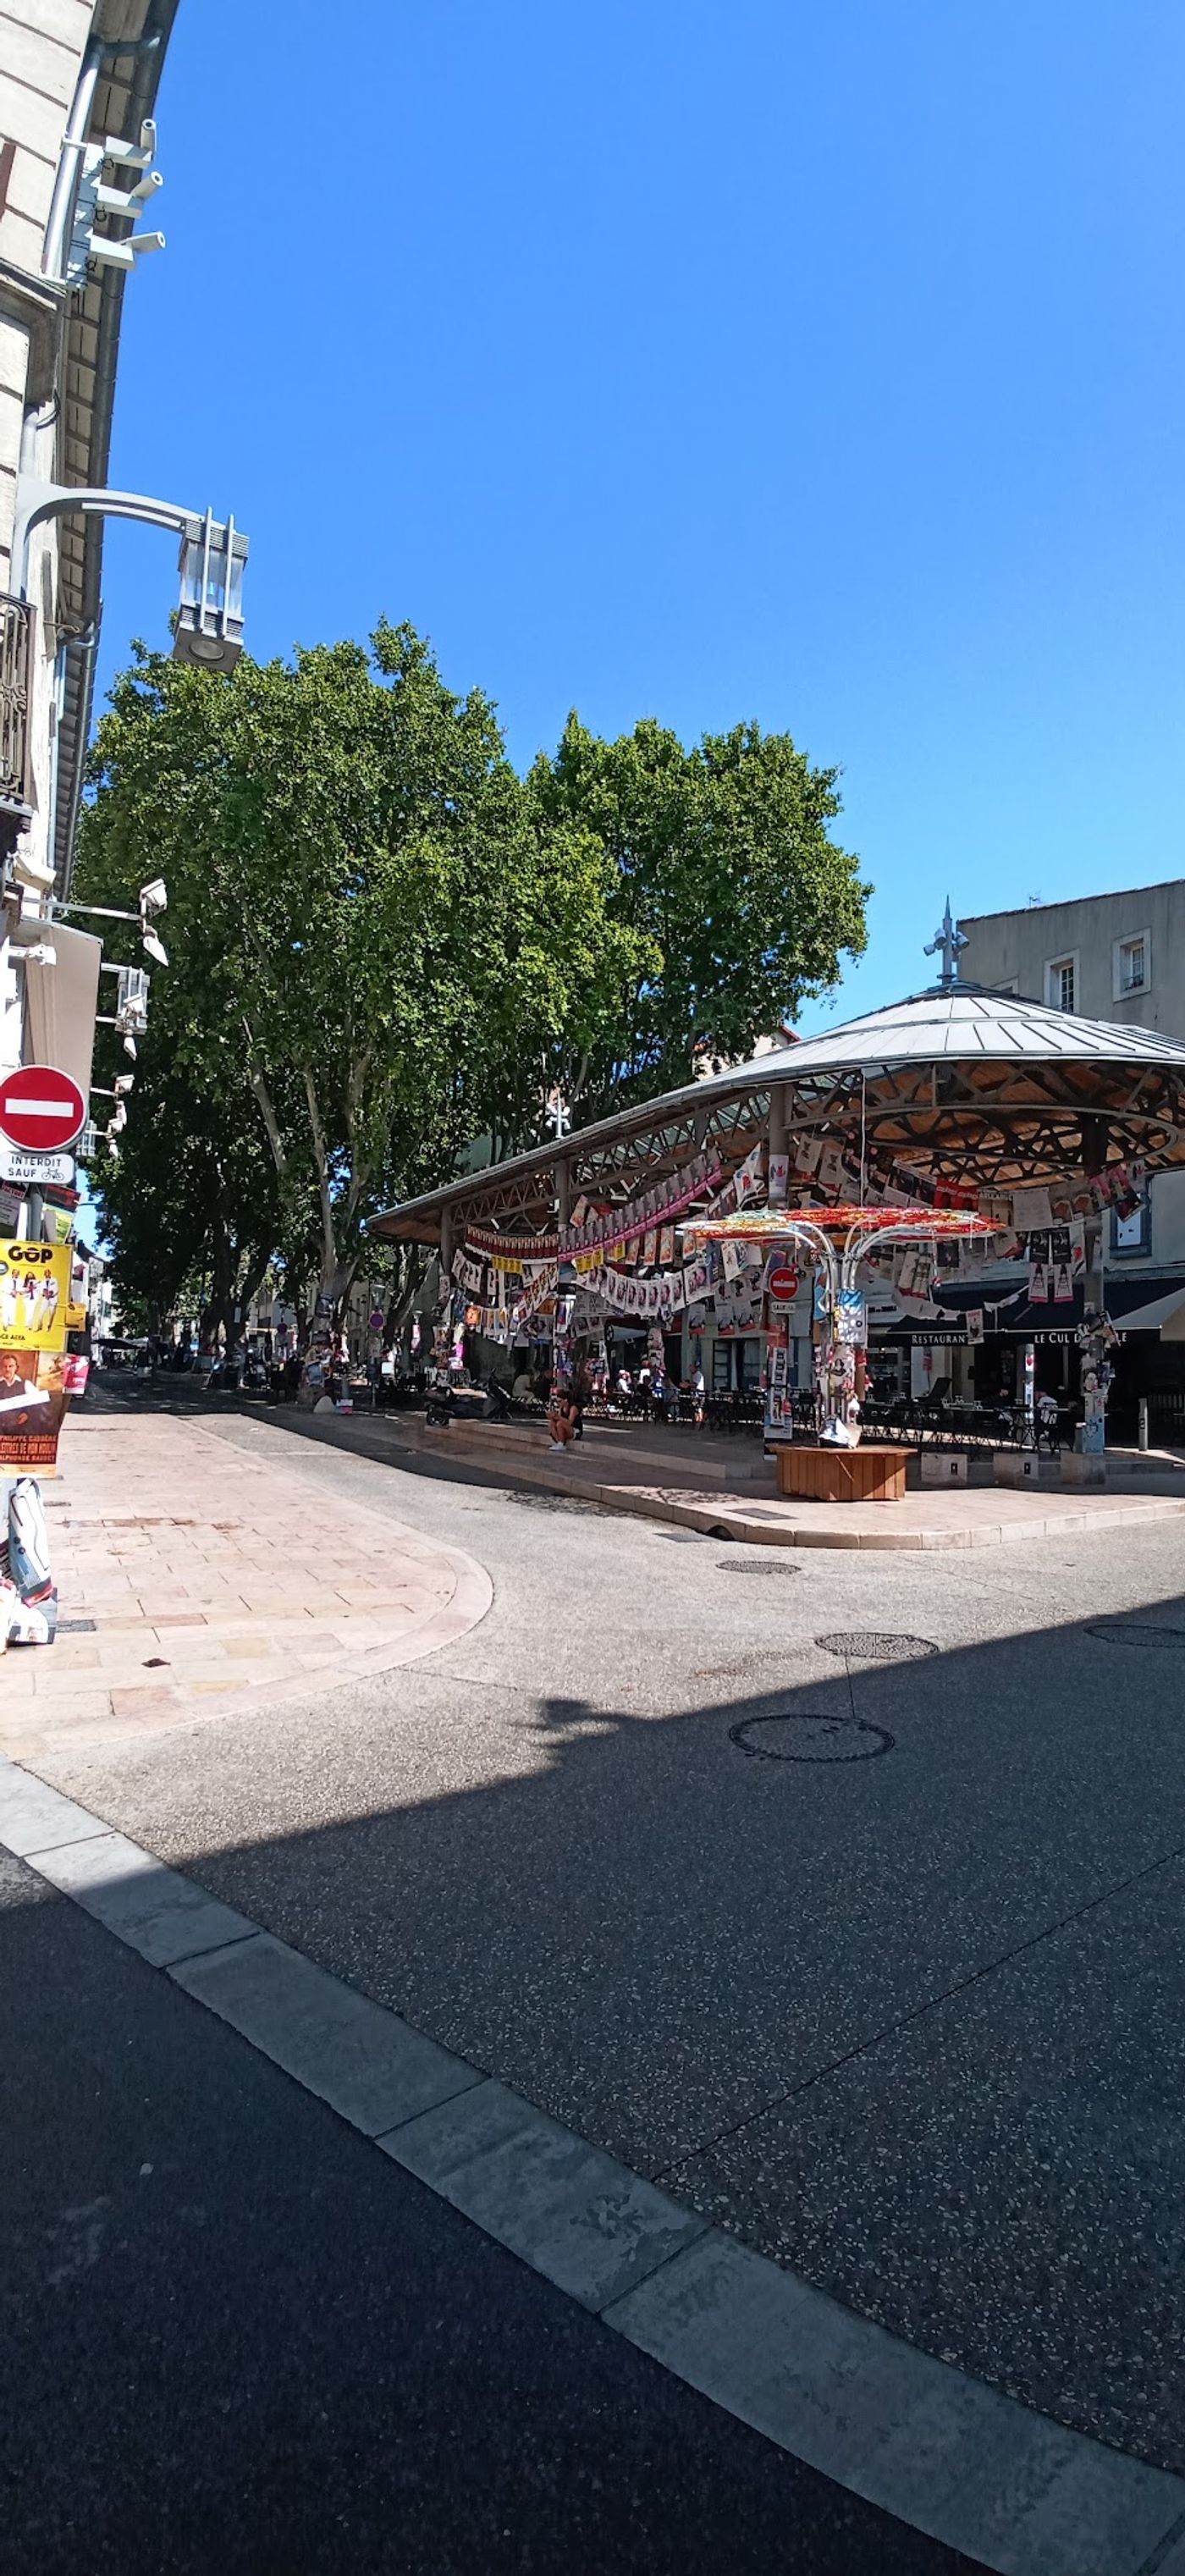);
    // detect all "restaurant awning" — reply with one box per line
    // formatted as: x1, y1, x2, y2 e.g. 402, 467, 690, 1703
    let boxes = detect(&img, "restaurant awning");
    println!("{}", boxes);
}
873, 1272, 1185, 1338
